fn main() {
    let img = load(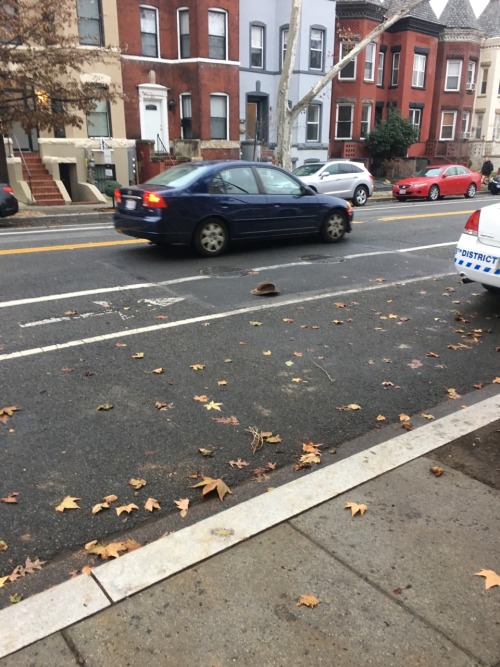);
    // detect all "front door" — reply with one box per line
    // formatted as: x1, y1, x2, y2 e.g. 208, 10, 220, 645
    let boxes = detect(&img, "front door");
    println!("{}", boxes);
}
143, 101, 163, 147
